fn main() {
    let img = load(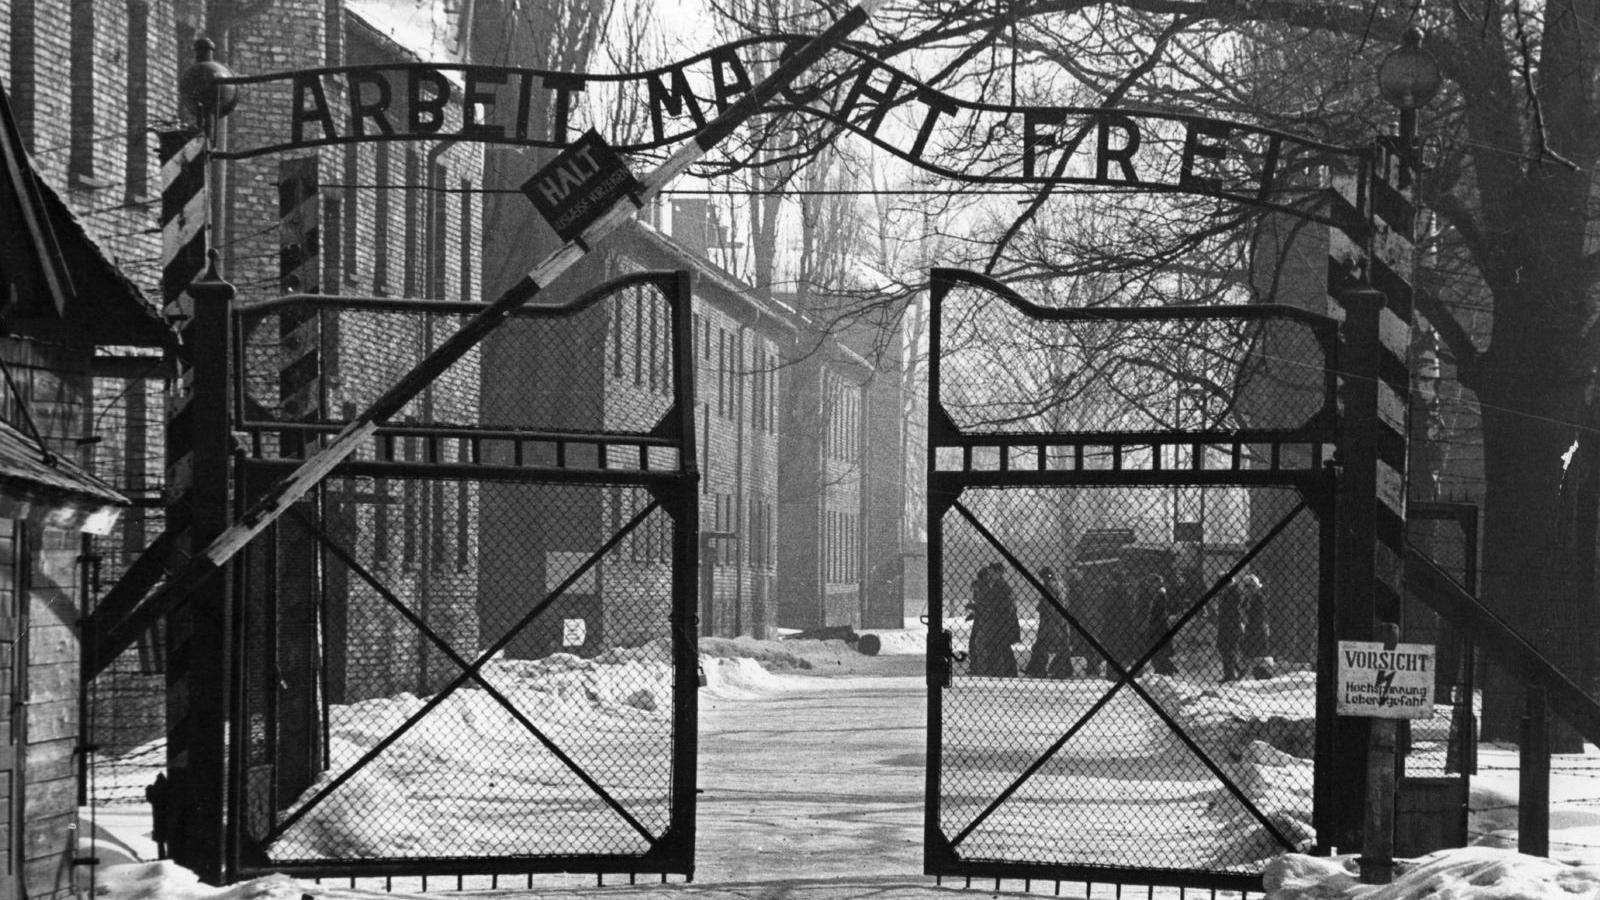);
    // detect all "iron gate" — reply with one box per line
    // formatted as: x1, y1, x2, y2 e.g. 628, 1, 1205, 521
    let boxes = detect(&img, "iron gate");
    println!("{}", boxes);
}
925, 268, 1340, 890
223, 271, 699, 881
